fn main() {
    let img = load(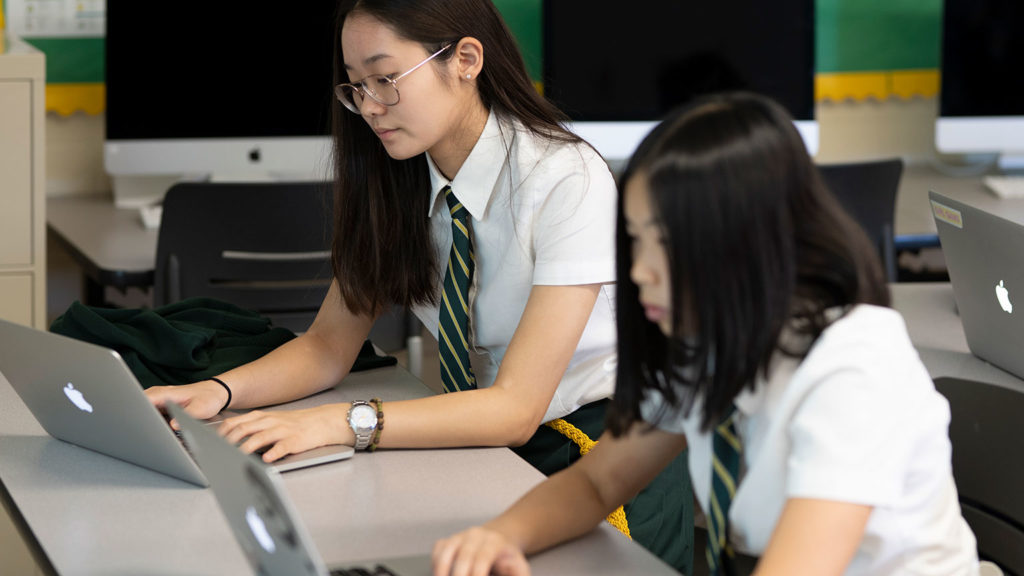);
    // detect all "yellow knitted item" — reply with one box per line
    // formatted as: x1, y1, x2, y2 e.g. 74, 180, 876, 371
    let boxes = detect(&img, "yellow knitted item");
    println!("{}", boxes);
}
545, 418, 631, 539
